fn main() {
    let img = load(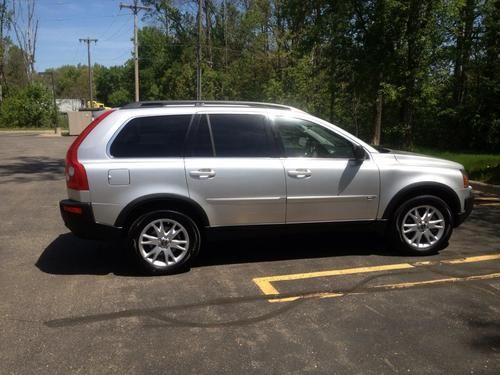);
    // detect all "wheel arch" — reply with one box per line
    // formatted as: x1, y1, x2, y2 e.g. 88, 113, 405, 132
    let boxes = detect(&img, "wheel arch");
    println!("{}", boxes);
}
115, 194, 210, 232
382, 182, 461, 223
